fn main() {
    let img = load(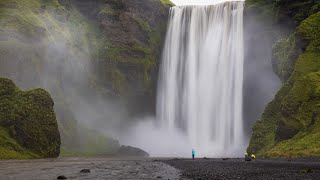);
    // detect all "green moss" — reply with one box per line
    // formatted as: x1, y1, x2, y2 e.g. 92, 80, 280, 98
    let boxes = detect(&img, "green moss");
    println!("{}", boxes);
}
247, 118, 277, 156
0, 127, 38, 159
297, 12, 320, 51
266, 118, 320, 158
103, 13, 161, 93
0, 77, 61, 159
0, 78, 17, 96
160, 0, 175, 7
133, 15, 152, 33
248, 12, 320, 158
